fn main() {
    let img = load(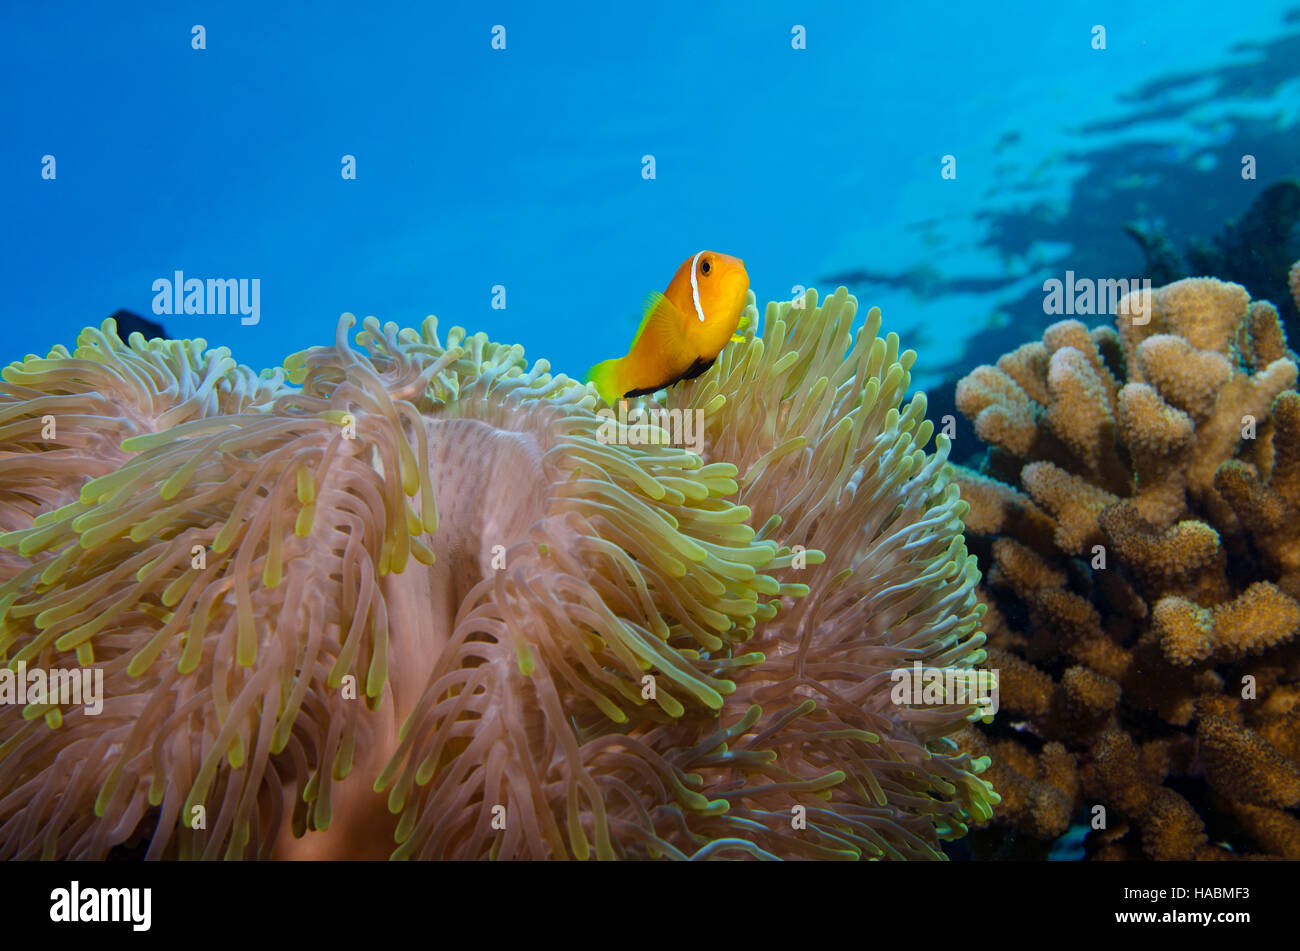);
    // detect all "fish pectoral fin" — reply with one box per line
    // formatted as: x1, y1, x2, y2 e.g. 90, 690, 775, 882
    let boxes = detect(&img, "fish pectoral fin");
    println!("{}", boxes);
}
727, 309, 752, 342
